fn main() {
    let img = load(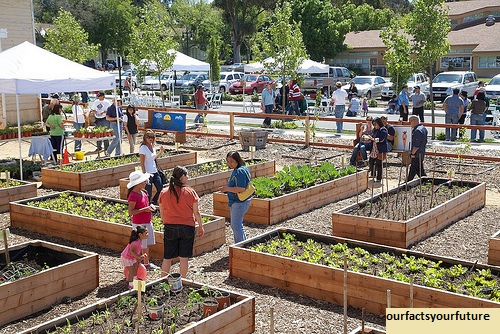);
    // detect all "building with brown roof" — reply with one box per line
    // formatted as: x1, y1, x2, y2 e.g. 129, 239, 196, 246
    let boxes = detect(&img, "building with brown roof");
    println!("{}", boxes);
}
332, 0, 500, 78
